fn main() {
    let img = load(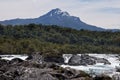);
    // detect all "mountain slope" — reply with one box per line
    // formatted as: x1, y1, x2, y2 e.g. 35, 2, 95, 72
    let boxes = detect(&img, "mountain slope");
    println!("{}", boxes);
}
0, 8, 104, 31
